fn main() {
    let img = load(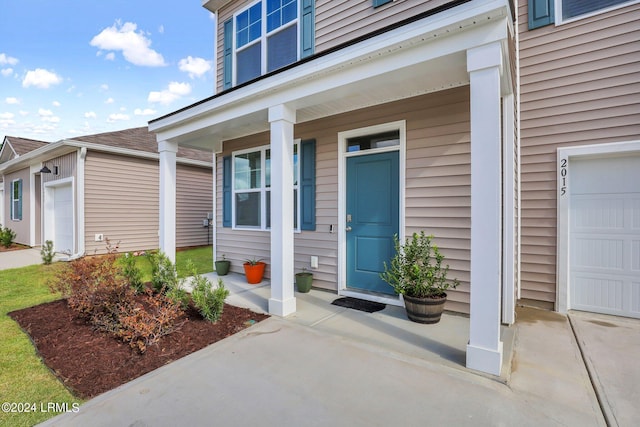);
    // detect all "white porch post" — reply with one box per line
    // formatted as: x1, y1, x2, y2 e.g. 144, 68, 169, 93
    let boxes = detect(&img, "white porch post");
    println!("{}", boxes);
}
466, 42, 504, 376
268, 104, 296, 317
502, 93, 516, 326
158, 140, 178, 263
